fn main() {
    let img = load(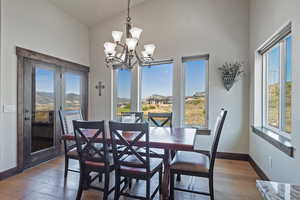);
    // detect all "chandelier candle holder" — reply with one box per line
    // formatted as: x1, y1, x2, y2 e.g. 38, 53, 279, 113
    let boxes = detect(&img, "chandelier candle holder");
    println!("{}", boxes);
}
104, 0, 156, 70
